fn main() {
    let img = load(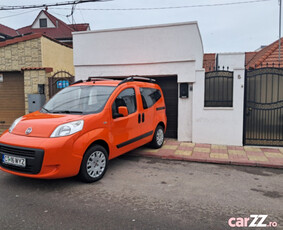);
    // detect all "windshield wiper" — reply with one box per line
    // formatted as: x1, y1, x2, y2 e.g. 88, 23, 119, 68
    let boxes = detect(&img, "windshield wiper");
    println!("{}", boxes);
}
41, 107, 51, 113
52, 110, 83, 114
